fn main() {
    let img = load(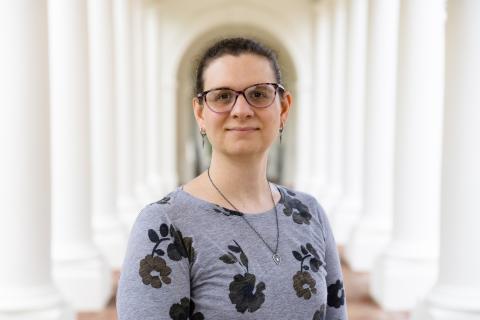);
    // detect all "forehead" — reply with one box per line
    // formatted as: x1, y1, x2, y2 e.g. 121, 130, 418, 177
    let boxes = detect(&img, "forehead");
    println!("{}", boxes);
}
203, 54, 276, 90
